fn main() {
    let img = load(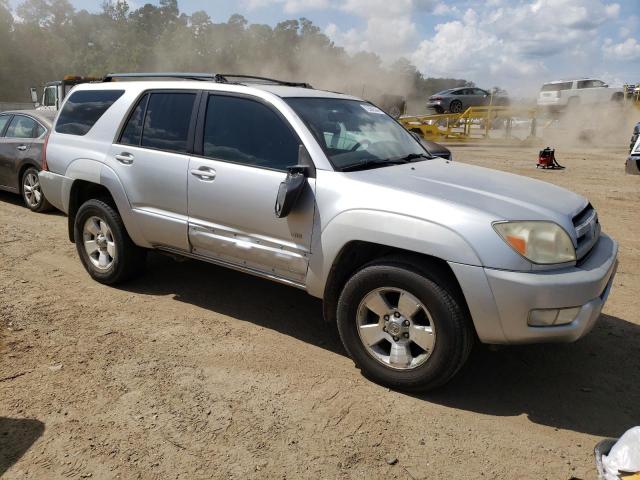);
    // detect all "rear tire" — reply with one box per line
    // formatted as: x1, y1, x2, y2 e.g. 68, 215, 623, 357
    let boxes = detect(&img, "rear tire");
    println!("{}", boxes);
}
21, 167, 52, 212
449, 100, 463, 113
336, 259, 474, 391
74, 199, 146, 285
